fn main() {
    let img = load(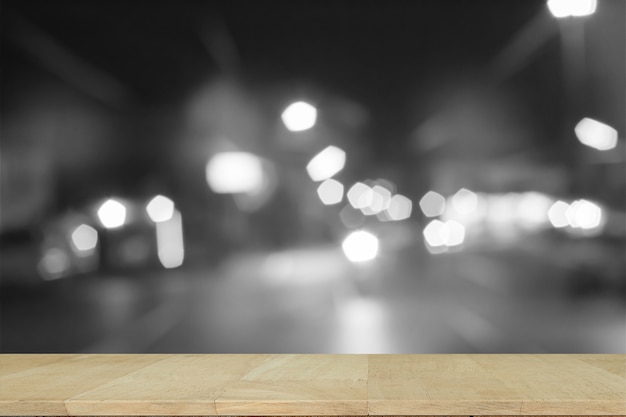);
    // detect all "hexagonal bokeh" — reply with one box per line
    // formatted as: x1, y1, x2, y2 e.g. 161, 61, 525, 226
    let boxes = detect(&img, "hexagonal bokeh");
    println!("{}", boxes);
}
146, 195, 175, 223
548, 201, 569, 228
387, 194, 412, 220
419, 191, 445, 218
316, 179, 344, 205
451, 188, 478, 215
346, 182, 372, 209
97, 199, 127, 229
71, 224, 98, 252
423, 219, 447, 247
